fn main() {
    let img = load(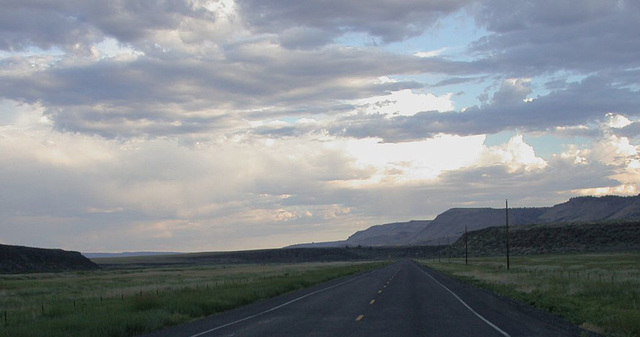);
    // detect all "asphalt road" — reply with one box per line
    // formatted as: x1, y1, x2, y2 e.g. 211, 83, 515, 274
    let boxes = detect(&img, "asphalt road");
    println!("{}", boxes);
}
142, 260, 591, 337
